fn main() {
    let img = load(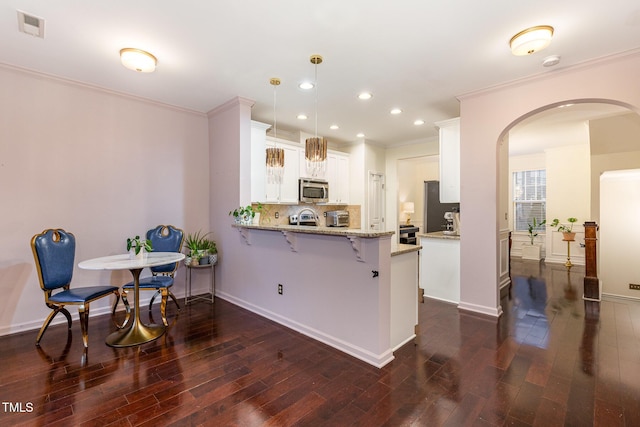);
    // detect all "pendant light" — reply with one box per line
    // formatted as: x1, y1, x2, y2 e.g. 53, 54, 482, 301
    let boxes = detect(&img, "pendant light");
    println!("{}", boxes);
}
305, 54, 327, 177
266, 78, 285, 184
